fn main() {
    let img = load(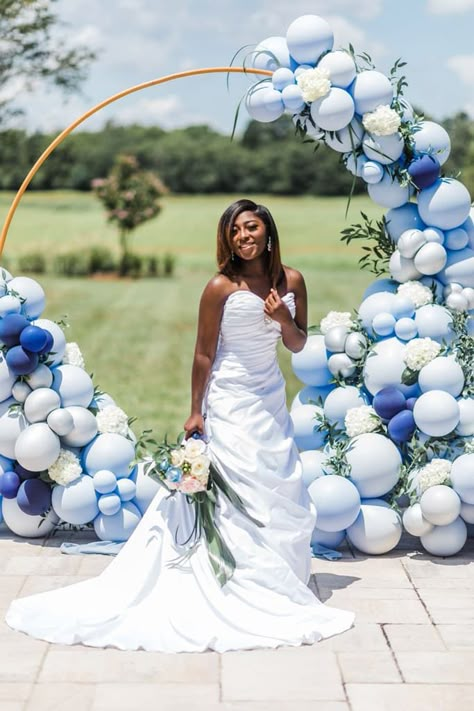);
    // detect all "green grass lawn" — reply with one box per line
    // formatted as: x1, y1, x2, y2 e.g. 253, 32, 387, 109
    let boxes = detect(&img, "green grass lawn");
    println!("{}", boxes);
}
0, 191, 384, 437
